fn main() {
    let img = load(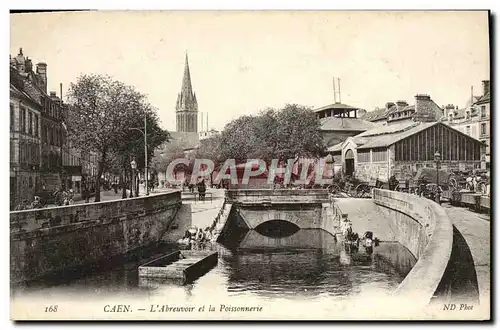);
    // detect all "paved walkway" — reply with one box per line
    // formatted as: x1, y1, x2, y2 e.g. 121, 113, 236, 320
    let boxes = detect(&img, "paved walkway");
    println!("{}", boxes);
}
442, 203, 491, 309
185, 188, 225, 229
333, 198, 396, 241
